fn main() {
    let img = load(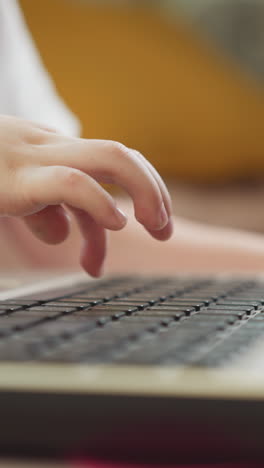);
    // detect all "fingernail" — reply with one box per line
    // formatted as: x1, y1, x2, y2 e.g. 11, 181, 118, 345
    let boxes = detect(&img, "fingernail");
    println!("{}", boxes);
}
155, 202, 168, 230
115, 208, 127, 227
